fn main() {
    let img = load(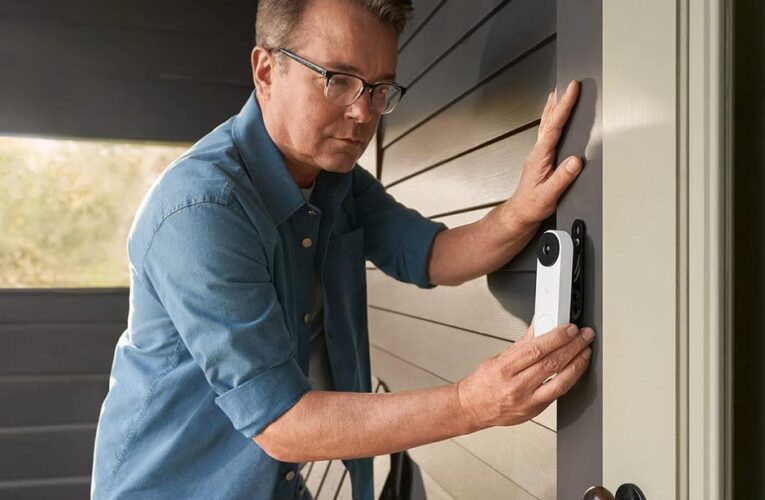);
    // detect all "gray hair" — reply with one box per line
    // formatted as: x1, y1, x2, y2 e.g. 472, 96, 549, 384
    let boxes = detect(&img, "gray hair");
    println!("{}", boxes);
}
255, 0, 413, 50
